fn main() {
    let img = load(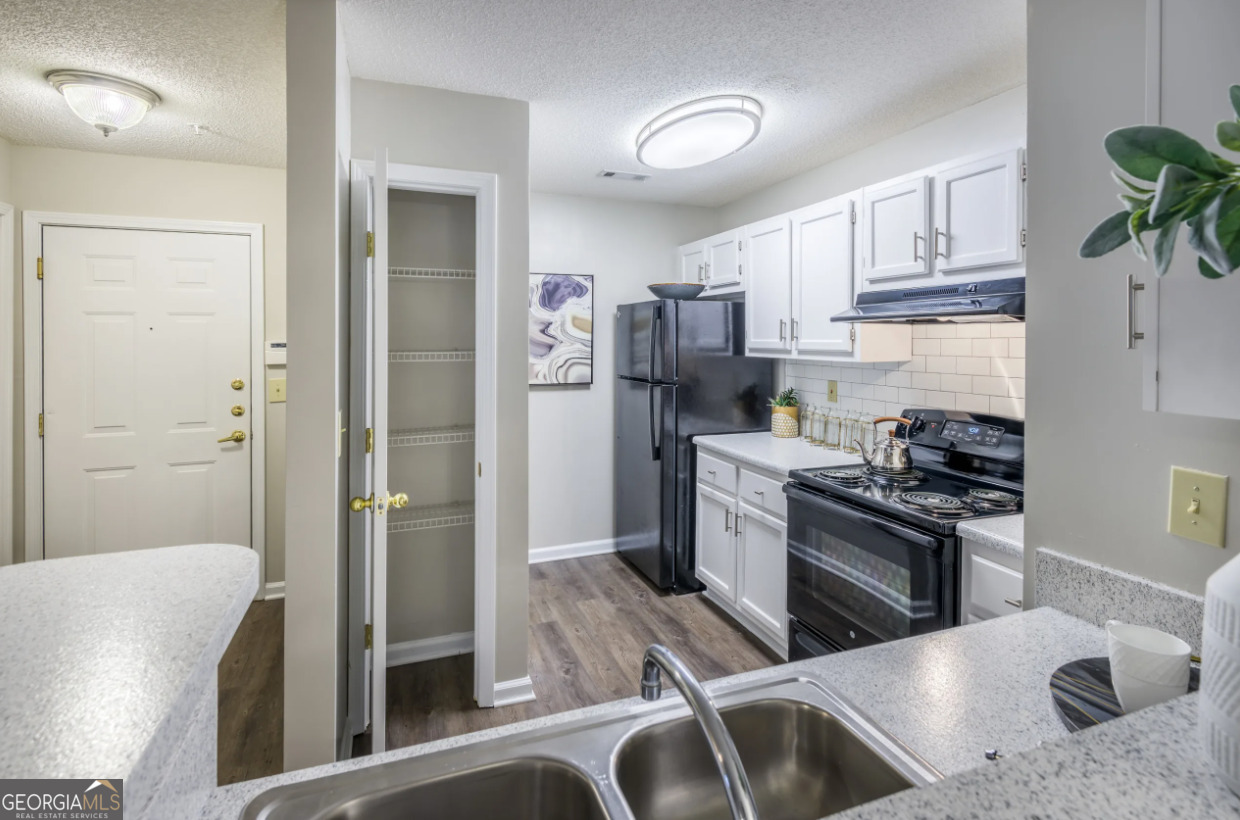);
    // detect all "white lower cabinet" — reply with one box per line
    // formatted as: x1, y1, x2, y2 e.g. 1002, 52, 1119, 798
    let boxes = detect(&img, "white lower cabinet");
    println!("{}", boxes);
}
961, 537, 1024, 624
695, 450, 789, 657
